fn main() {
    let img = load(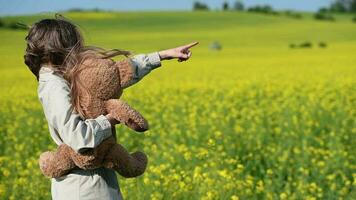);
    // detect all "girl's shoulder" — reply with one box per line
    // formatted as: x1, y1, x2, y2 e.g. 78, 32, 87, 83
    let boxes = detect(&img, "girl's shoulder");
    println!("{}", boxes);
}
38, 67, 69, 92
37, 76, 70, 104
